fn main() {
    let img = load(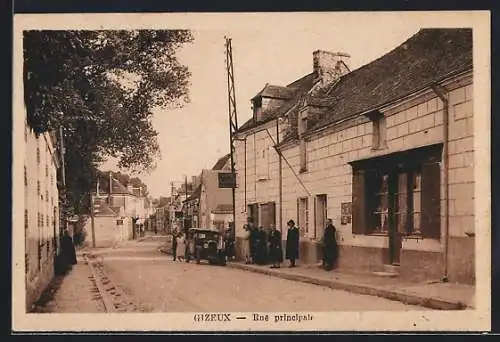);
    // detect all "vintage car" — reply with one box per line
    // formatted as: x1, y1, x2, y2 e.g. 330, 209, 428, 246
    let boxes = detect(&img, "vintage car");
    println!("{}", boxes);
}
186, 228, 226, 266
